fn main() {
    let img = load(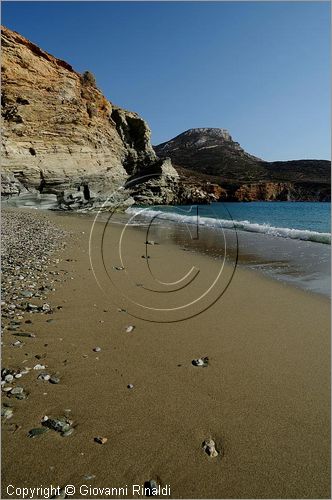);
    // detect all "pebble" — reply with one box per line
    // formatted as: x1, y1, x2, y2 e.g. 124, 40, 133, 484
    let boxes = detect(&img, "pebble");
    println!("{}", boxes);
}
62, 428, 74, 437
93, 347, 101, 352
34, 364, 47, 370
125, 325, 135, 333
51, 487, 67, 499
38, 373, 51, 381
13, 392, 27, 400
28, 427, 49, 438
10, 386, 24, 395
94, 436, 107, 445
127, 384, 134, 389
192, 357, 209, 367
83, 474, 96, 481
1, 406, 13, 419
13, 332, 36, 338
145, 480, 158, 495
42, 416, 74, 436
27, 304, 39, 311
5, 374, 14, 383
12, 340, 23, 346
203, 438, 219, 458
49, 375, 60, 384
